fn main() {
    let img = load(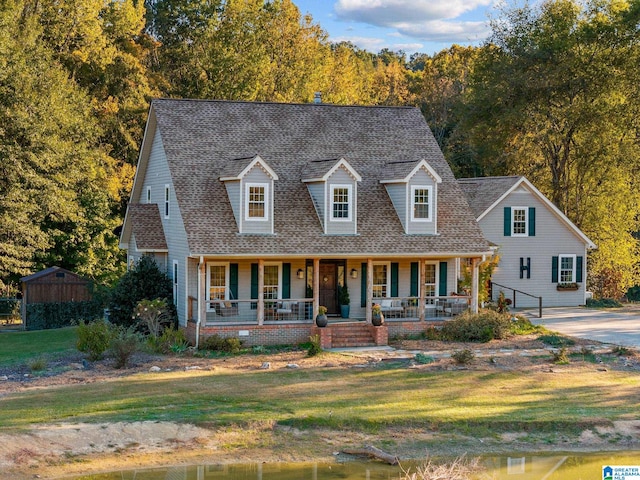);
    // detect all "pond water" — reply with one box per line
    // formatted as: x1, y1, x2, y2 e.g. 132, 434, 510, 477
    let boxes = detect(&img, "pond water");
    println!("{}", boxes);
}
70, 451, 640, 480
